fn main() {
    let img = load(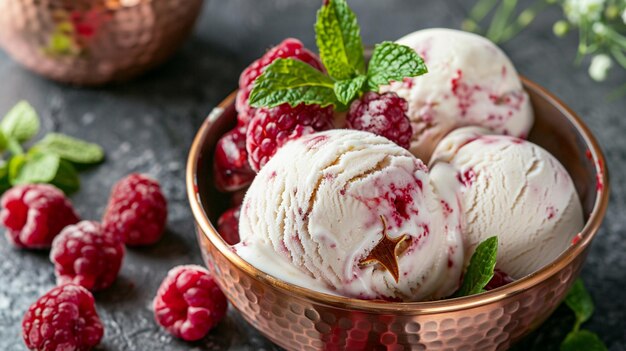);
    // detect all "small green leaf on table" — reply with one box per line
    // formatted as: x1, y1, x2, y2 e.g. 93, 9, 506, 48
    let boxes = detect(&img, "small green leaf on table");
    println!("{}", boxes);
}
50, 159, 80, 194
10, 152, 60, 185
33, 133, 105, 165
565, 278, 594, 330
1, 101, 40, 143
561, 330, 607, 351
